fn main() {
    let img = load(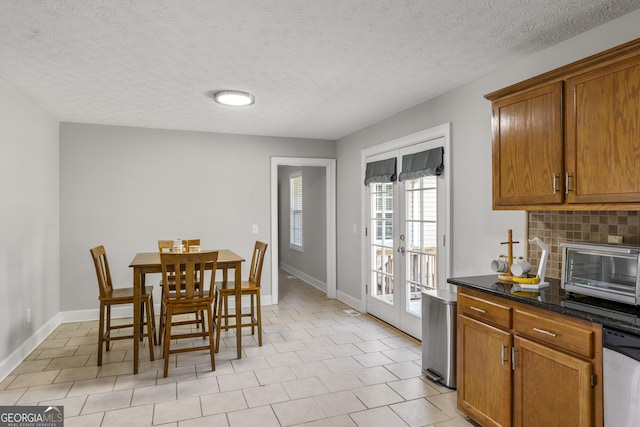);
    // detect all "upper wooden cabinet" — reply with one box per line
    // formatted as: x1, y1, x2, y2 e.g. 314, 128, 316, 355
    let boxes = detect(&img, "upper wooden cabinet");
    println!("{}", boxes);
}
491, 82, 564, 206
486, 38, 640, 210
566, 56, 640, 204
